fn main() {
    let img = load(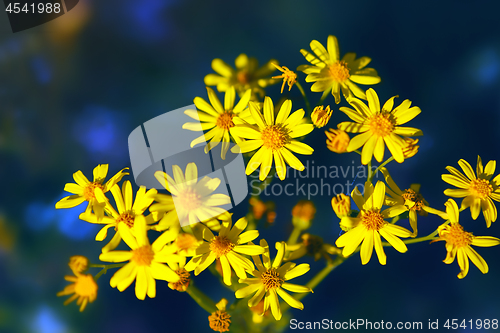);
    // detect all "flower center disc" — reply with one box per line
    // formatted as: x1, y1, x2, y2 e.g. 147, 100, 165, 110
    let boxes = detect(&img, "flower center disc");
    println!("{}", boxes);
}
216, 112, 235, 130
469, 178, 493, 199
402, 189, 424, 211
368, 113, 395, 137
261, 125, 289, 150
237, 71, 251, 84
446, 224, 473, 248
117, 212, 135, 228
361, 210, 386, 231
328, 61, 350, 82
177, 188, 202, 211
261, 268, 284, 291
132, 245, 155, 266
210, 236, 235, 258
83, 182, 104, 201
208, 310, 231, 333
